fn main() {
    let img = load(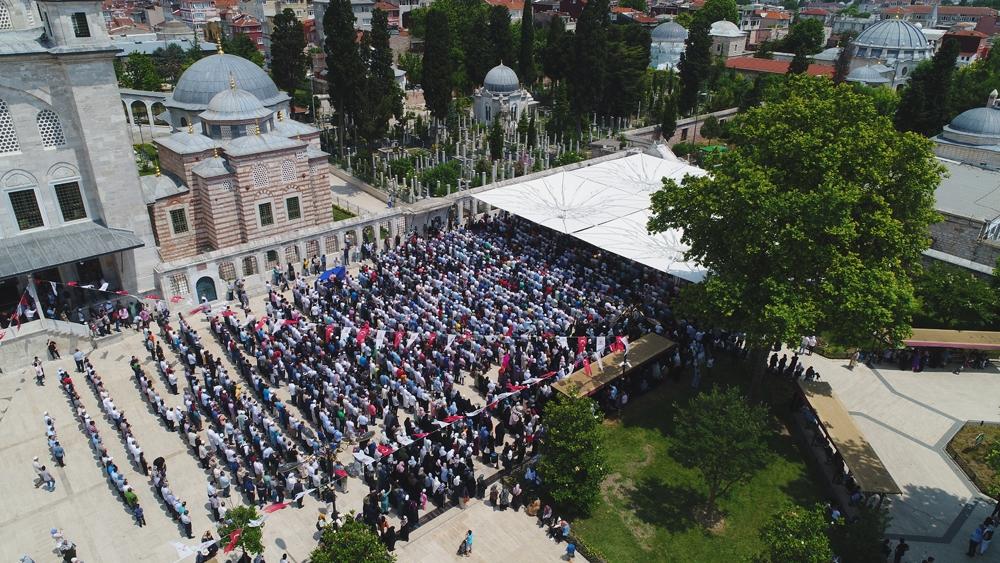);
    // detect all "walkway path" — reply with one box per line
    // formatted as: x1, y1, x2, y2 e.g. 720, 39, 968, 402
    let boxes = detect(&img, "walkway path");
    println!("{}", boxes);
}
797, 352, 1000, 562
